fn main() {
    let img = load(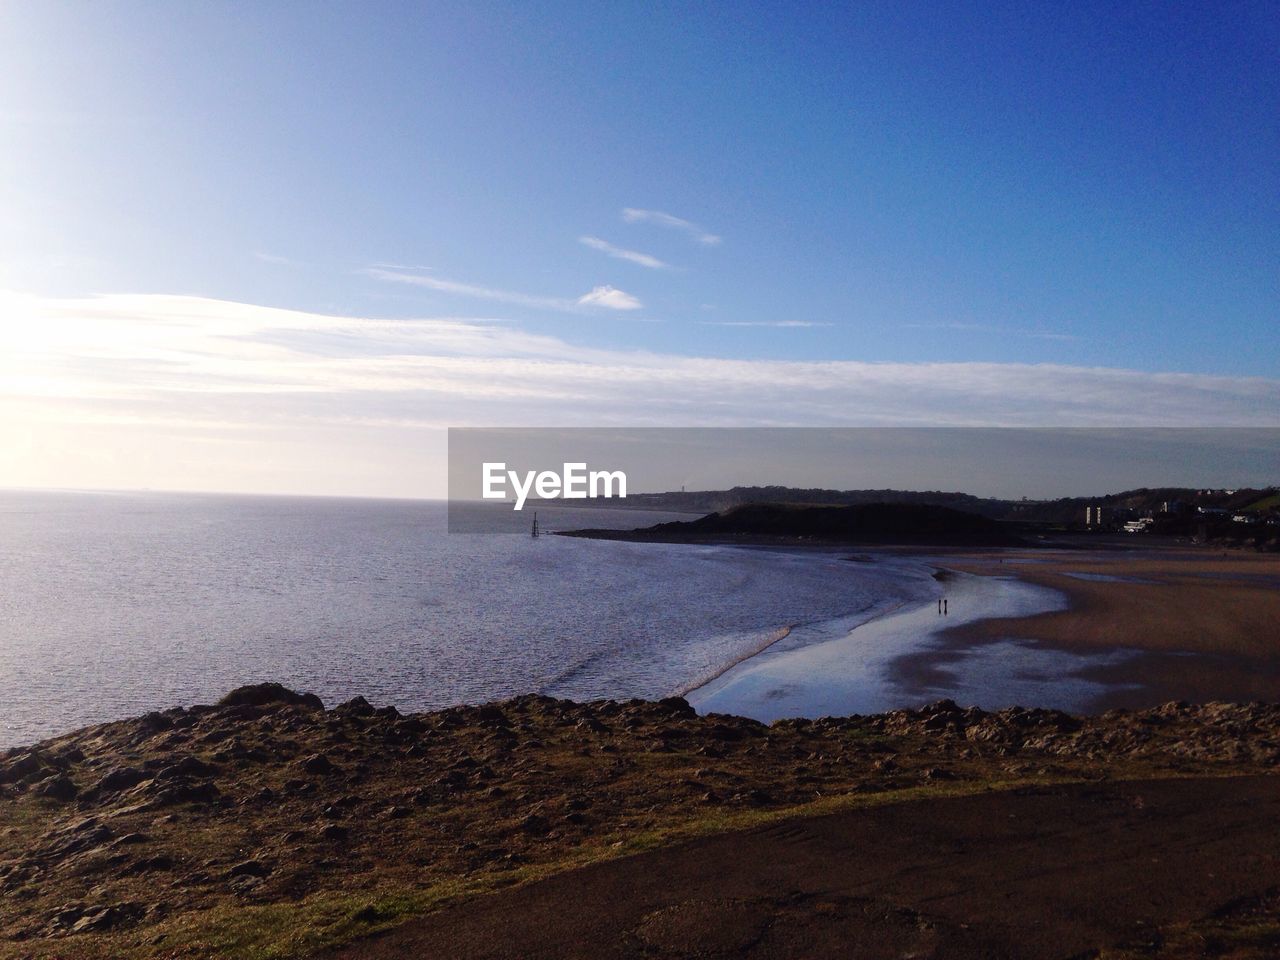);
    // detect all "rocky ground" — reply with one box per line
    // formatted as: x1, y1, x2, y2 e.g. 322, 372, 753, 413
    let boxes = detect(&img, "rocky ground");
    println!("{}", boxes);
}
1, 684, 1278, 959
